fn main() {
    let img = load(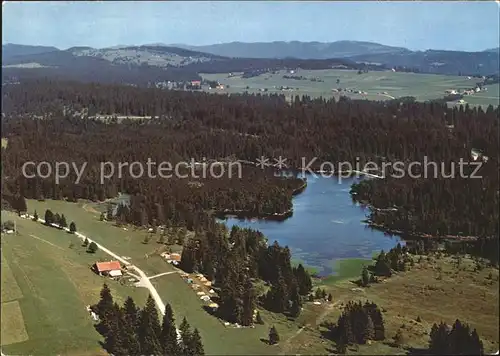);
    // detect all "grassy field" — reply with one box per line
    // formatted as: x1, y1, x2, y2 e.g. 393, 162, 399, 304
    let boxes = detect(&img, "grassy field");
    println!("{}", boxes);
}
458, 83, 500, 107
1, 138, 7, 149
22, 199, 301, 355
0, 210, 149, 355
288, 254, 499, 355
201, 70, 498, 107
